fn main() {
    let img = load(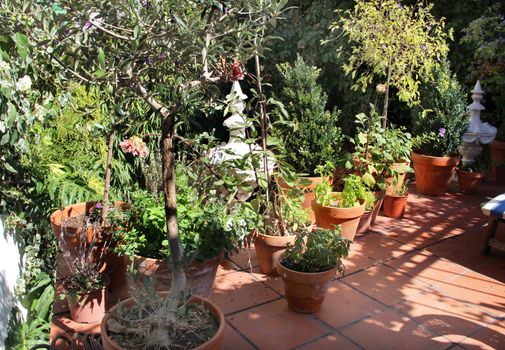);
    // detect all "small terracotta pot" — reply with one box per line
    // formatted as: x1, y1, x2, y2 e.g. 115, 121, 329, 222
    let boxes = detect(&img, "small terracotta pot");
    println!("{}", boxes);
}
385, 161, 411, 191
490, 140, 505, 177
278, 176, 332, 223
101, 292, 224, 350
254, 233, 297, 276
412, 152, 460, 196
383, 194, 408, 219
357, 191, 385, 235
125, 253, 223, 297
311, 195, 366, 241
277, 261, 335, 313
458, 170, 484, 194
67, 287, 107, 324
